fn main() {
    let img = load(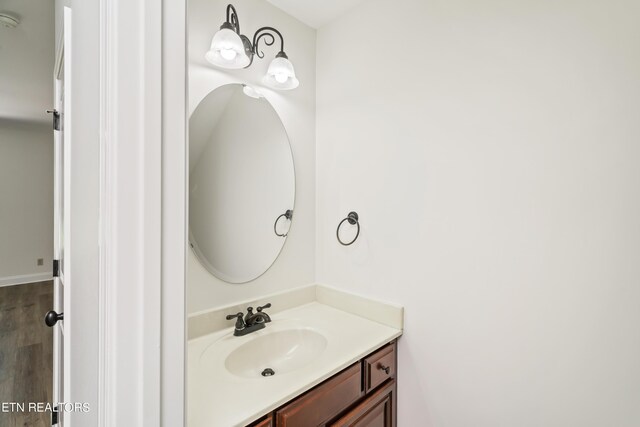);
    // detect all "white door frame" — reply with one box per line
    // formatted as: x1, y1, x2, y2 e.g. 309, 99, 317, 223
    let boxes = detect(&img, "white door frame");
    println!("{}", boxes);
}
61, 0, 187, 423
51, 0, 186, 424
97, 0, 187, 425
159, 0, 188, 424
